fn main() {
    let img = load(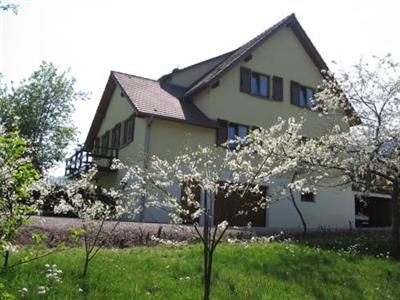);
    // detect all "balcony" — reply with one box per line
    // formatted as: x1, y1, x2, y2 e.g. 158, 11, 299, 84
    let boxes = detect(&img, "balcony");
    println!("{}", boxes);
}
65, 146, 119, 177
